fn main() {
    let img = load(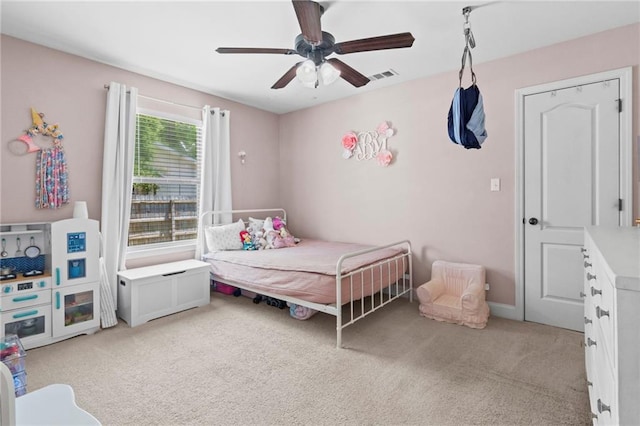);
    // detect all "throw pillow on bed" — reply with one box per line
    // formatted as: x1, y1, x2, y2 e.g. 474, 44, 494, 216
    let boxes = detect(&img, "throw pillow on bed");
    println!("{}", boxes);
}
205, 219, 245, 251
247, 217, 264, 240
247, 217, 264, 231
